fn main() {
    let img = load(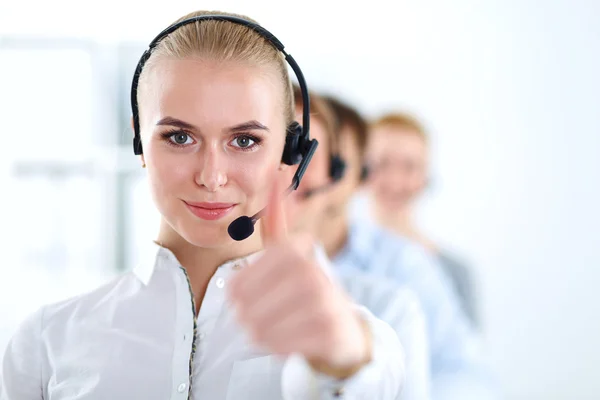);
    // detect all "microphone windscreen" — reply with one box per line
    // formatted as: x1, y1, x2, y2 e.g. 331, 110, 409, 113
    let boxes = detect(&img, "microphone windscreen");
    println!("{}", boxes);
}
228, 216, 255, 241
